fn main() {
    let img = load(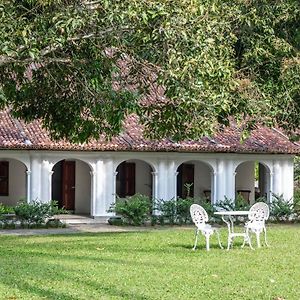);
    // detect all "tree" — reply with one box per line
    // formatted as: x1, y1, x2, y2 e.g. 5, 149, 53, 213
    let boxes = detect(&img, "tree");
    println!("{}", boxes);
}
0, 0, 299, 142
